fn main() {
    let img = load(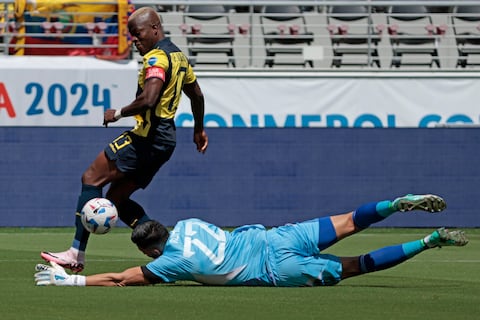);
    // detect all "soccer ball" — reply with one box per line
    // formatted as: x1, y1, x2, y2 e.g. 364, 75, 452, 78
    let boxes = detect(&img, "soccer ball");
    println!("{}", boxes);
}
81, 198, 118, 235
